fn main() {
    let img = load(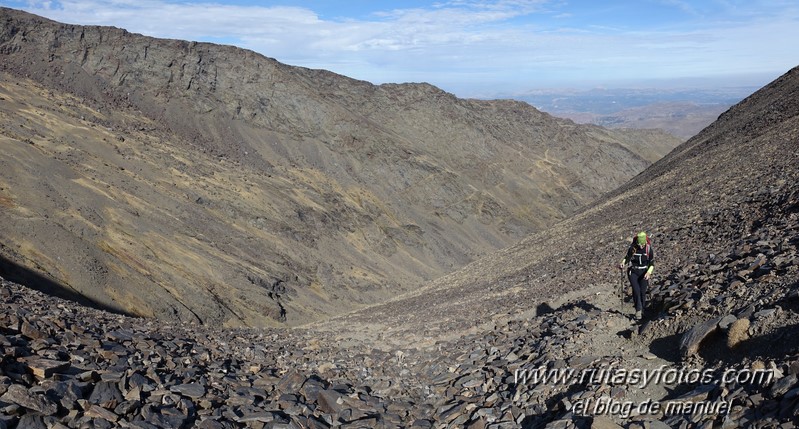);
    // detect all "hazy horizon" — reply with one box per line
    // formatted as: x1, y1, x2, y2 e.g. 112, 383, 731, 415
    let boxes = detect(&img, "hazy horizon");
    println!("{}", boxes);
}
4, 1, 797, 98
